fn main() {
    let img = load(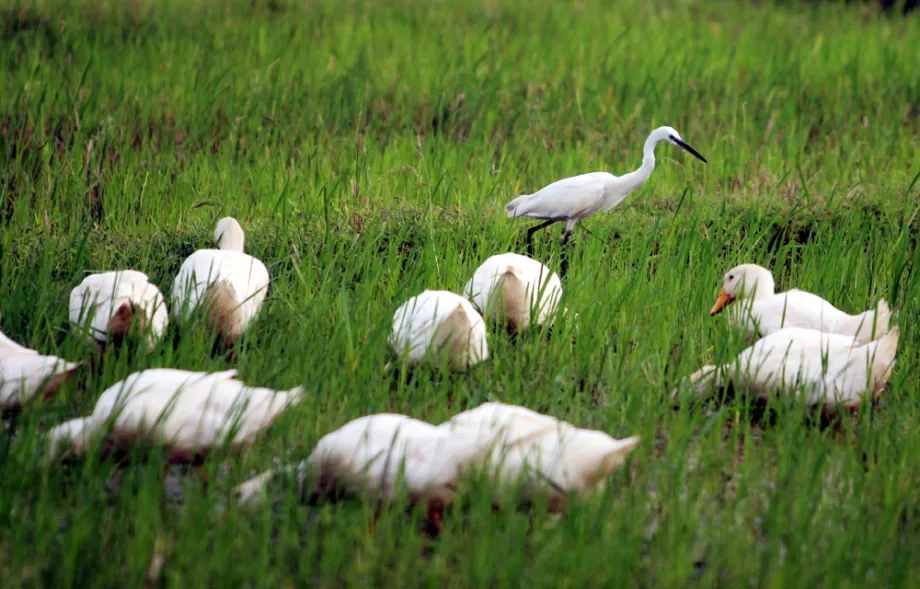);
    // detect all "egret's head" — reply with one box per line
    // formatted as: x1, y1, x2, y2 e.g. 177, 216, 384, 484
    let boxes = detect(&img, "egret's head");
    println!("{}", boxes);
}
710, 264, 775, 316
660, 127, 708, 163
